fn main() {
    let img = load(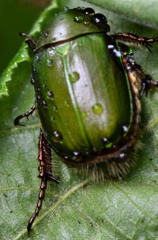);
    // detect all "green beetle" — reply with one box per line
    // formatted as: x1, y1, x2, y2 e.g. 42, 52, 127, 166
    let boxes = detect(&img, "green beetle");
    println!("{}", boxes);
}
14, 7, 158, 232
